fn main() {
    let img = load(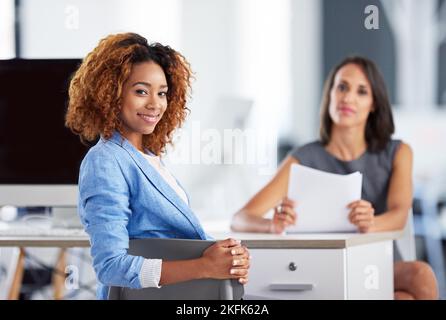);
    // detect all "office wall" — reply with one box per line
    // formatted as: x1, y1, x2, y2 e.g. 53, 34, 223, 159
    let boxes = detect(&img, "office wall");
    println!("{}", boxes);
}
323, 0, 396, 103
0, 0, 15, 58
166, 0, 244, 218
19, 0, 181, 58
290, 0, 322, 145
171, 0, 293, 219
179, 0, 239, 127
440, 0, 446, 105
